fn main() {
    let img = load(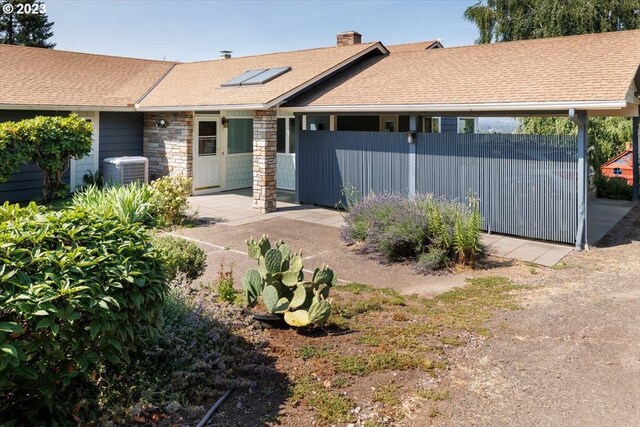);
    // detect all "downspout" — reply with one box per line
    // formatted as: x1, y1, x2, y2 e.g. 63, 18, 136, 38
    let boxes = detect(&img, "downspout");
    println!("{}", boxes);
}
569, 108, 588, 251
